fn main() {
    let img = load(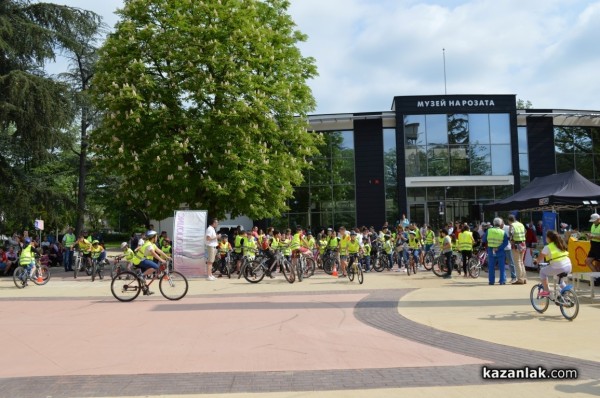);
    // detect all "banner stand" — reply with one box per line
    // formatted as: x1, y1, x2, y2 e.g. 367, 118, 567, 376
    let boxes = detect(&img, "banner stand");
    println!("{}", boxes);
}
173, 210, 207, 278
